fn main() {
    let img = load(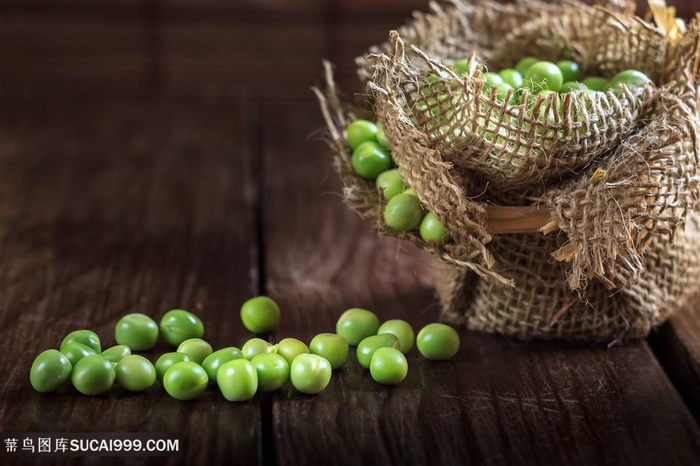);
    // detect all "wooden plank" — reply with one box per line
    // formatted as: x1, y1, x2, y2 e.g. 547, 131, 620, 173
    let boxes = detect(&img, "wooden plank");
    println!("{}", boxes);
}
649, 299, 700, 419
261, 96, 700, 466
0, 100, 262, 465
